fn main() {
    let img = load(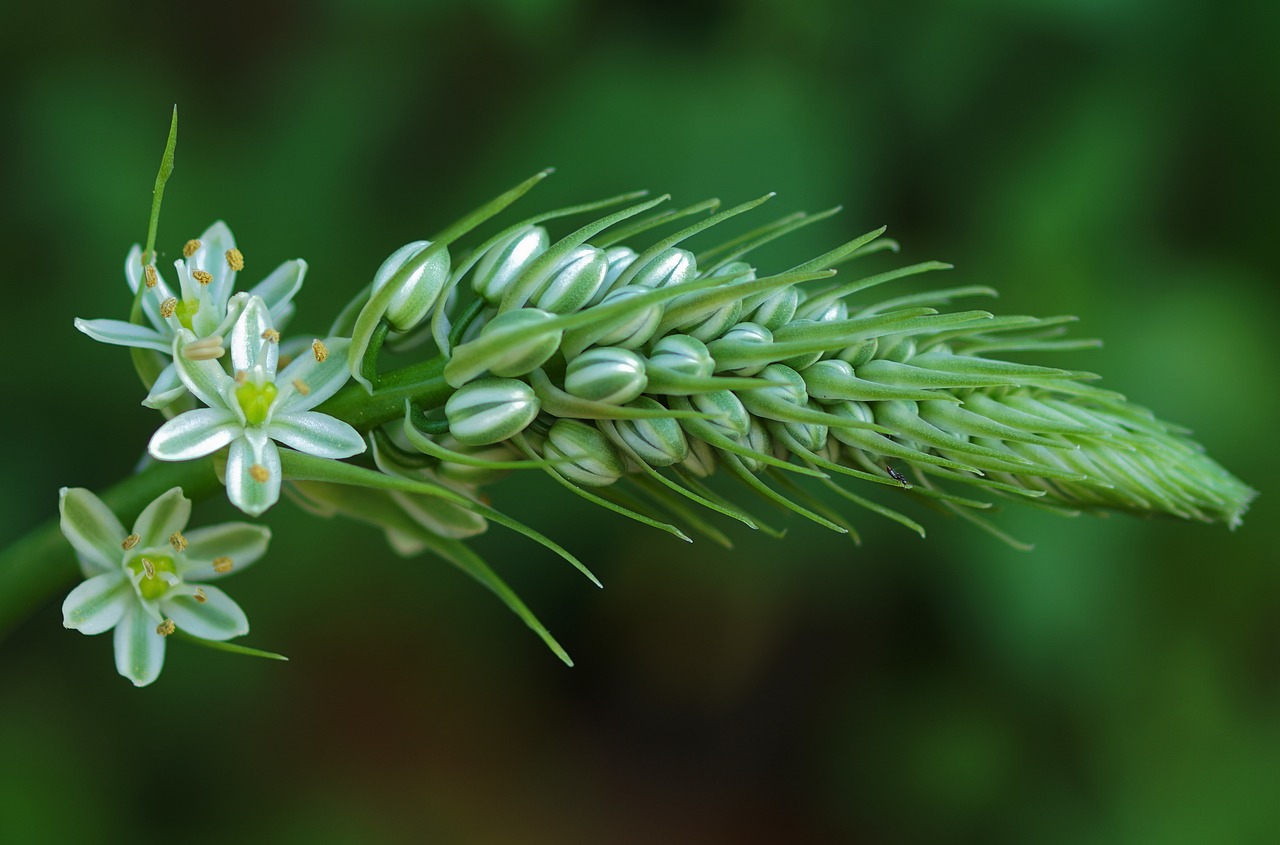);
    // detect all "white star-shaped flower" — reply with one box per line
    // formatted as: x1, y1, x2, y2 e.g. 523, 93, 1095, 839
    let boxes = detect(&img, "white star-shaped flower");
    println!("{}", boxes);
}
74, 221, 305, 408
148, 296, 366, 516
59, 486, 270, 687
